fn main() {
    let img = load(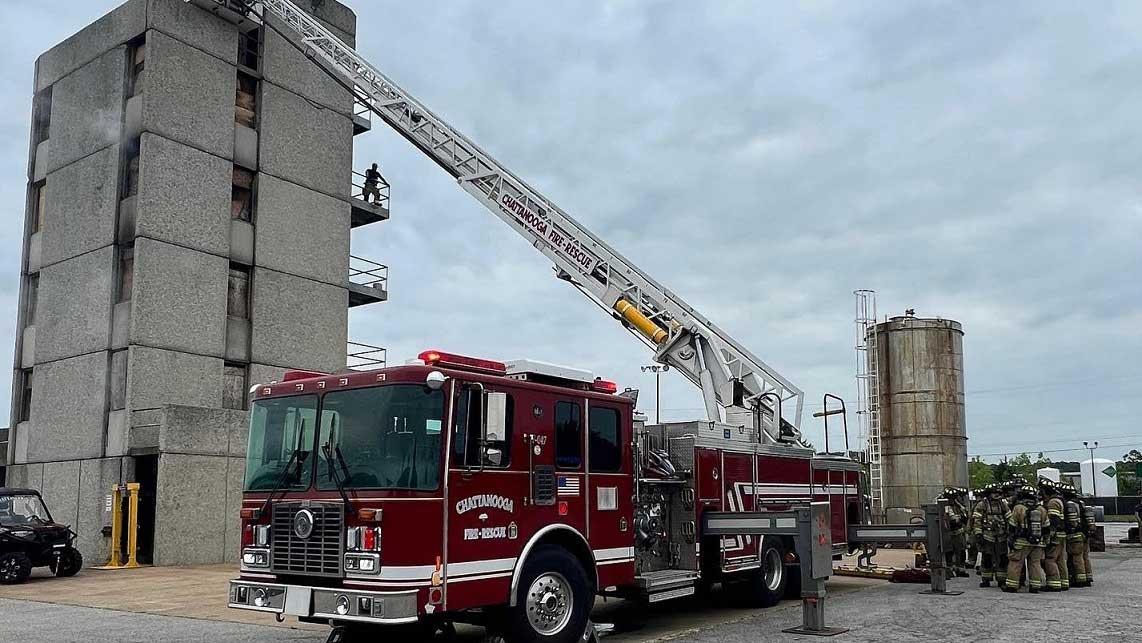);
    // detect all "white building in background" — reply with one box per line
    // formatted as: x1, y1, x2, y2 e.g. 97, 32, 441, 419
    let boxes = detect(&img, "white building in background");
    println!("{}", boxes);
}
1078, 458, 1118, 497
